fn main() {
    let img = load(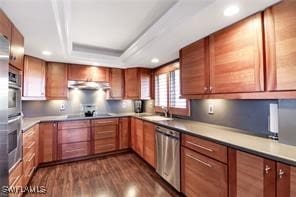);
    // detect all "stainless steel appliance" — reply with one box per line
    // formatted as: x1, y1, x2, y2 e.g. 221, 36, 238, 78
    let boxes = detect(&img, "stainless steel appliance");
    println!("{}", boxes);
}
8, 116, 22, 169
134, 100, 143, 113
8, 66, 21, 118
0, 34, 10, 187
155, 126, 180, 191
